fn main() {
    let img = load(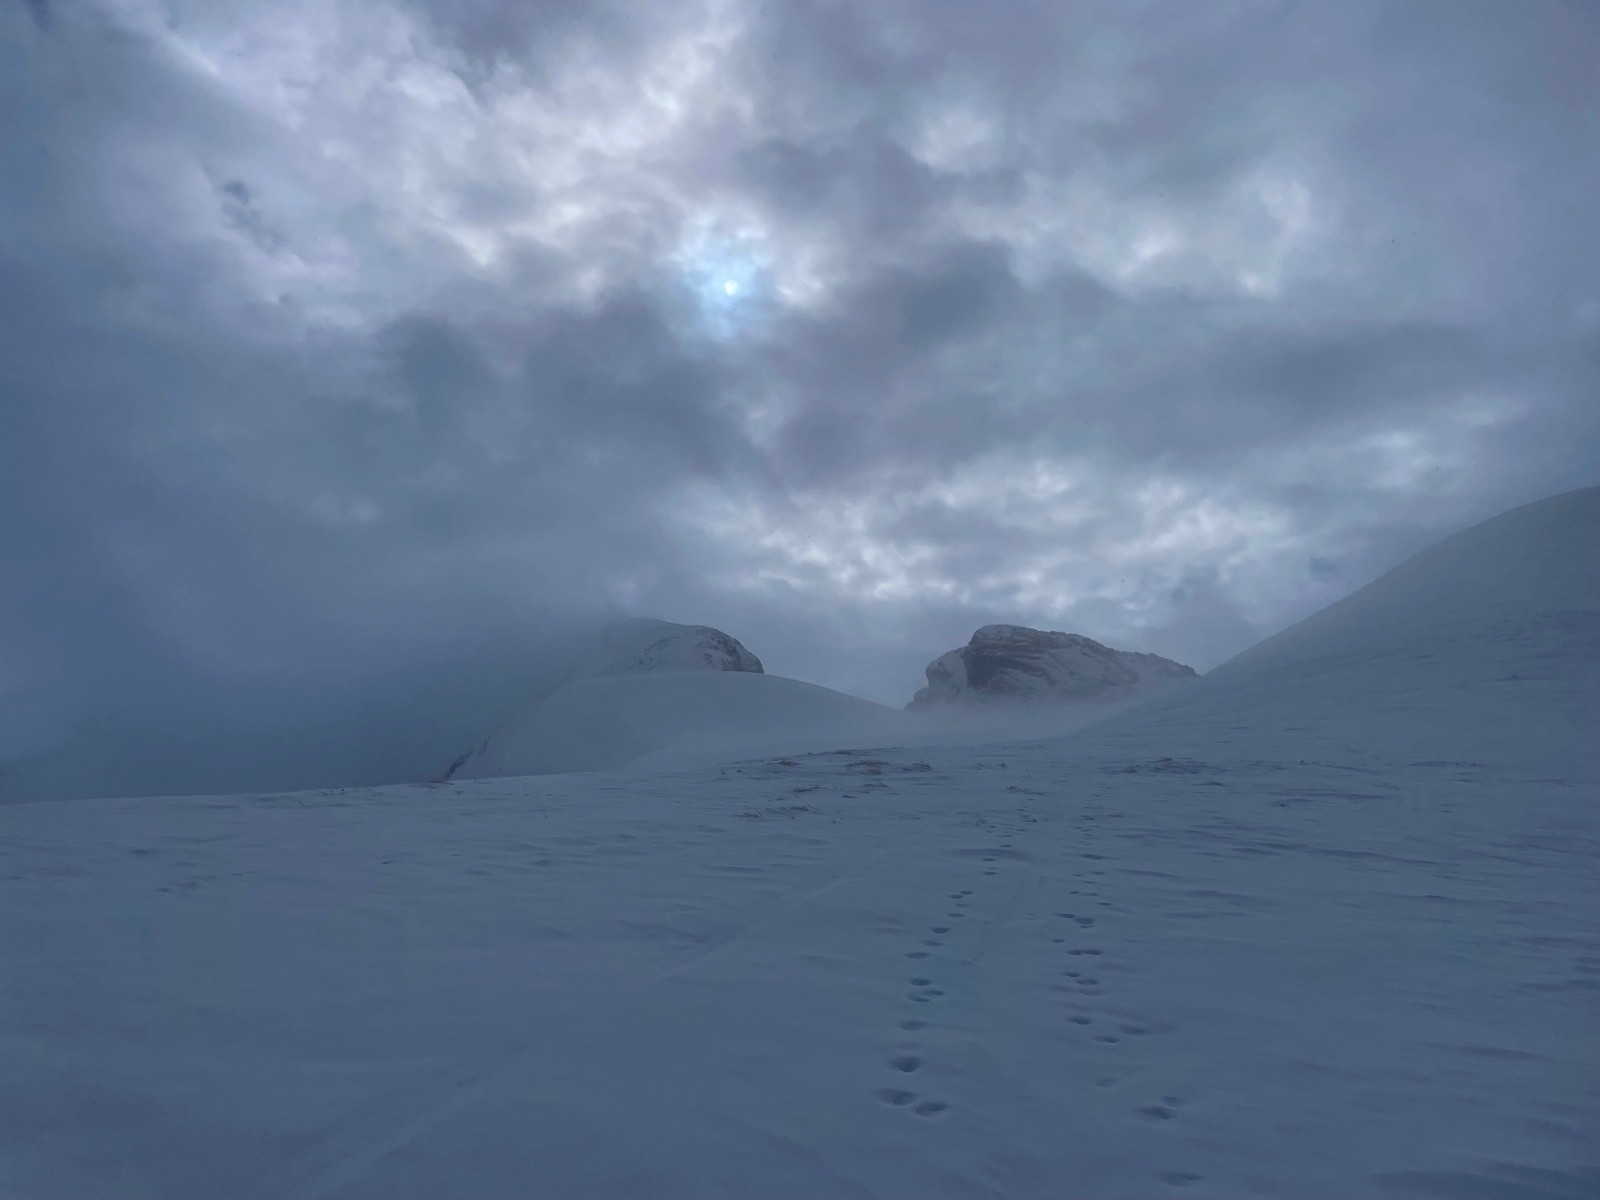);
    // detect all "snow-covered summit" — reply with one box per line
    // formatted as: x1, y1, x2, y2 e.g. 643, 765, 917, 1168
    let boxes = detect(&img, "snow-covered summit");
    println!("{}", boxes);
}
571, 617, 765, 678
439, 618, 763, 780
439, 618, 912, 780
907, 624, 1195, 710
